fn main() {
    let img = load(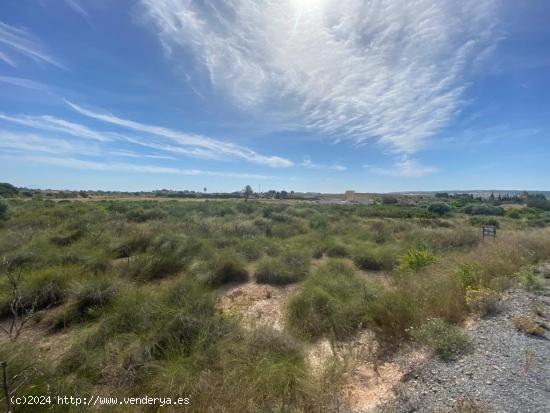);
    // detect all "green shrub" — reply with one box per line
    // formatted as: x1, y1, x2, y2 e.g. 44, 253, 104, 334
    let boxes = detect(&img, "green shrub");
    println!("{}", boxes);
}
18, 267, 72, 312
325, 240, 350, 258
411, 318, 473, 361
0, 200, 8, 220
128, 252, 184, 280
287, 261, 372, 340
195, 253, 249, 286
405, 227, 479, 251
75, 277, 117, 318
455, 263, 482, 289
517, 267, 545, 291
353, 251, 383, 271
255, 251, 310, 285
381, 195, 398, 204
506, 209, 522, 219
470, 216, 500, 228
366, 289, 419, 343
126, 208, 166, 222
428, 202, 451, 216
113, 231, 153, 258
236, 238, 264, 261
52, 277, 118, 329
50, 227, 85, 246
462, 204, 504, 216
396, 249, 437, 272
